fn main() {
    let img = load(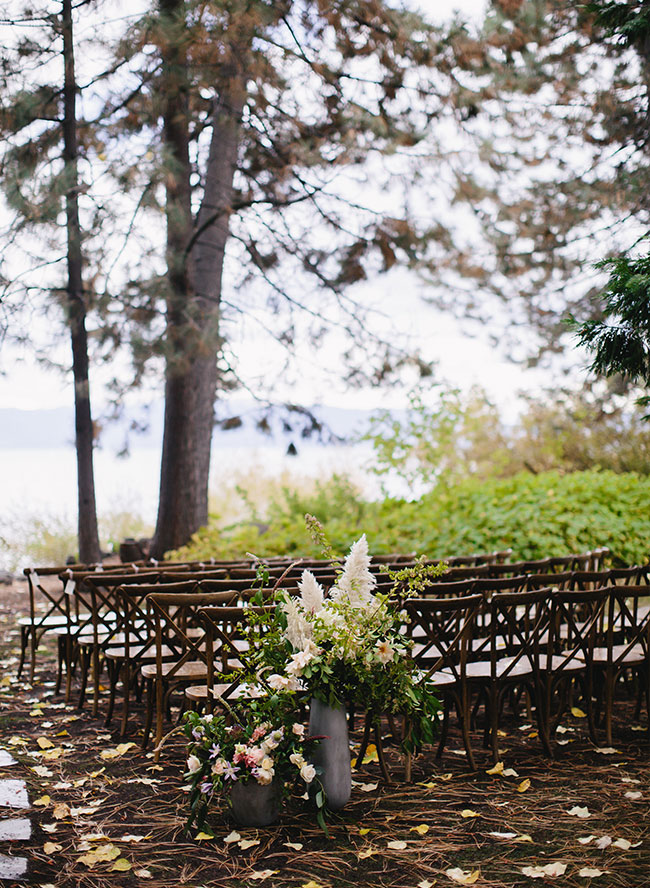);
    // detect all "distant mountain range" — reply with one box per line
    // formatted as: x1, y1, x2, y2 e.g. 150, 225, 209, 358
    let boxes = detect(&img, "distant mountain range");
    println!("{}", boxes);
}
0, 401, 381, 450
